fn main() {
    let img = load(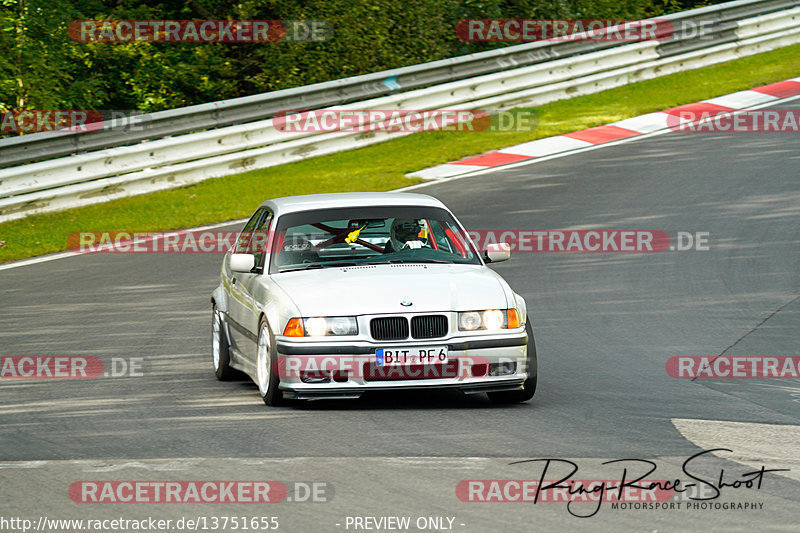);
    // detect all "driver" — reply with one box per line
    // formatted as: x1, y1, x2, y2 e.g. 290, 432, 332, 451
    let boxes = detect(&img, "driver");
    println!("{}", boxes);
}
385, 219, 428, 252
